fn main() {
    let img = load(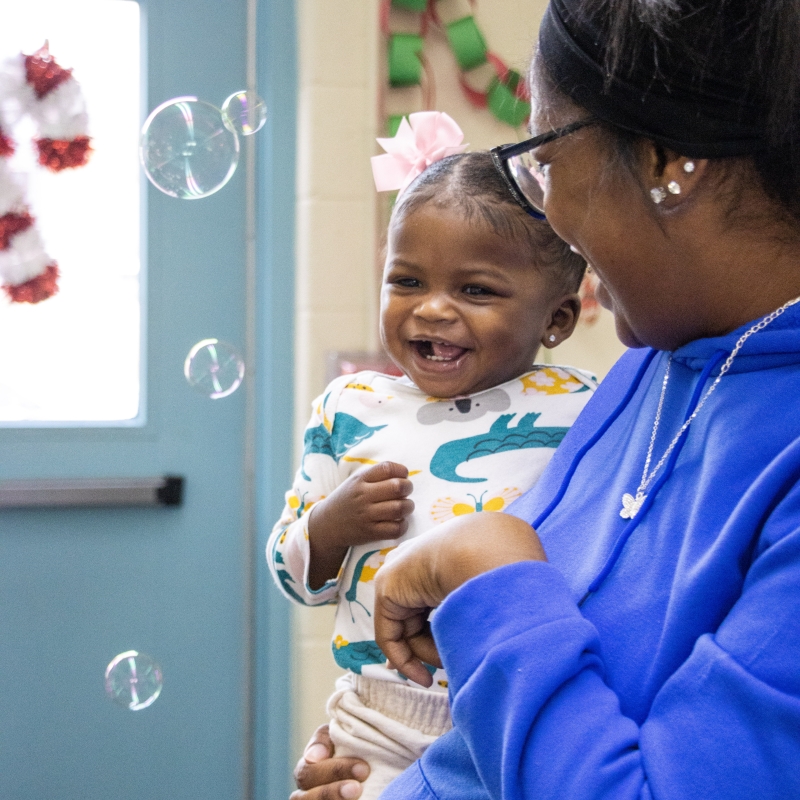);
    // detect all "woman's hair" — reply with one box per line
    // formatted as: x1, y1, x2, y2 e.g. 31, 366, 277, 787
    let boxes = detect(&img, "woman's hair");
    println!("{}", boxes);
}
390, 151, 586, 292
537, 0, 800, 221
